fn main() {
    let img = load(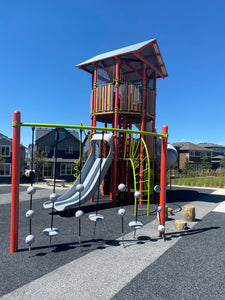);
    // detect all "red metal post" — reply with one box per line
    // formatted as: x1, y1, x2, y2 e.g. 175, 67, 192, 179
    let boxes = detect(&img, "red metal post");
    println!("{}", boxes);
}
121, 117, 127, 202
159, 125, 168, 235
90, 65, 97, 202
151, 118, 156, 203
127, 120, 132, 199
102, 122, 107, 196
10, 111, 21, 253
151, 74, 157, 202
93, 65, 97, 129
